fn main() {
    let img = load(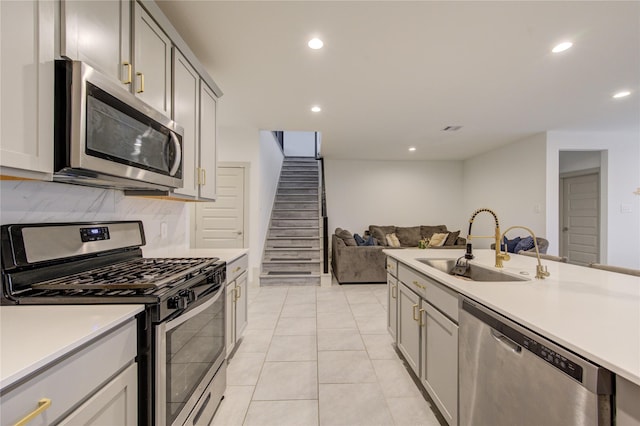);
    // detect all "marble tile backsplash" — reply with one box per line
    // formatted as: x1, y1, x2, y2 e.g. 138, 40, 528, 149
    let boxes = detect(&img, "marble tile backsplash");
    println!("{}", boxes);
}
0, 180, 189, 251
